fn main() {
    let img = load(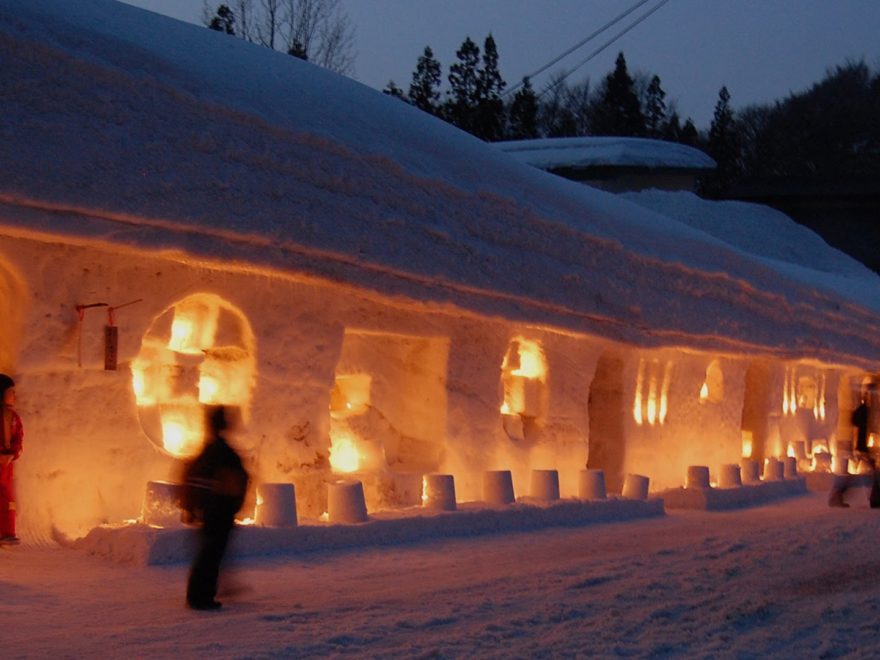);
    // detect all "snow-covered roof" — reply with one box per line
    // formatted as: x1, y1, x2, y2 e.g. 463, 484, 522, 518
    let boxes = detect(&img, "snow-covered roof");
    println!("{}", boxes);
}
494, 137, 716, 172
2, 0, 880, 368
